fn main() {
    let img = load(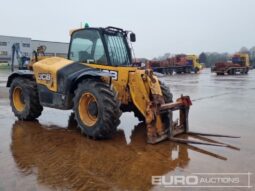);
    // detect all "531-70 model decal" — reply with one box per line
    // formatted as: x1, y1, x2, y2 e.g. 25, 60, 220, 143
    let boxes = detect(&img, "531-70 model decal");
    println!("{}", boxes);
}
102, 70, 118, 80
